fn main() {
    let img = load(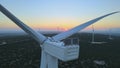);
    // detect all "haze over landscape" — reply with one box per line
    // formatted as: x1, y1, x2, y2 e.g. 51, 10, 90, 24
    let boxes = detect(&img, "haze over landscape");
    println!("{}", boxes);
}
0, 0, 120, 34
